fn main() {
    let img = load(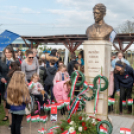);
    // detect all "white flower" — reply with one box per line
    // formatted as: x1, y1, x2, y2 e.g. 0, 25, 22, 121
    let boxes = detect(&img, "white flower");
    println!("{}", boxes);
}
78, 126, 83, 132
82, 116, 90, 121
92, 119, 96, 124
86, 116, 90, 121
69, 127, 75, 133
69, 121, 74, 125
